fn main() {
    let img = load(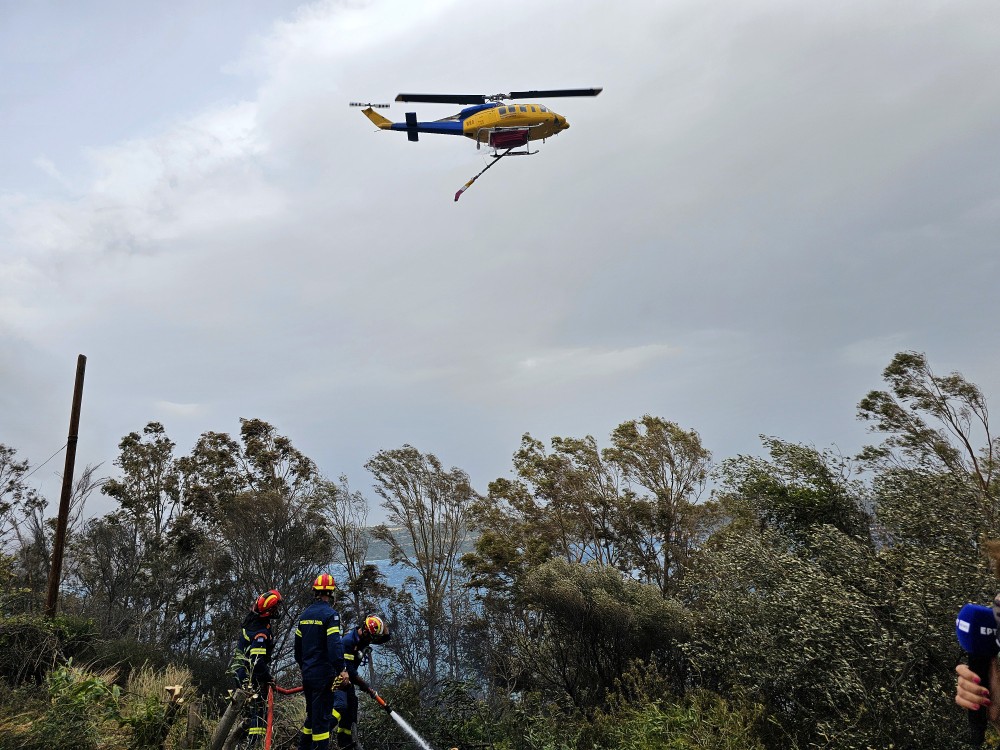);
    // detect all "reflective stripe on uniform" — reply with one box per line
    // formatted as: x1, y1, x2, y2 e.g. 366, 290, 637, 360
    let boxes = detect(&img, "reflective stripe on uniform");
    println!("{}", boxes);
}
344, 653, 354, 661
313, 731, 331, 741
338, 727, 352, 735
326, 626, 340, 635
295, 628, 302, 636
249, 648, 267, 656
301, 727, 312, 735
249, 727, 265, 735
332, 707, 341, 720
